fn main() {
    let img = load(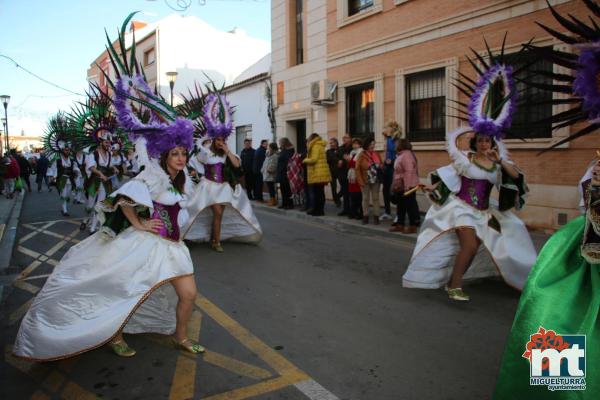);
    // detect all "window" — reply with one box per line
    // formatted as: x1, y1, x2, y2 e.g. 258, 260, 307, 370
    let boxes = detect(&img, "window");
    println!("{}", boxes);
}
348, 0, 374, 16
346, 82, 375, 139
406, 68, 446, 142
504, 49, 553, 139
290, 0, 304, 66
277, 81, 285, 106
235, 125, 252, 154
144, 48, 156, 67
